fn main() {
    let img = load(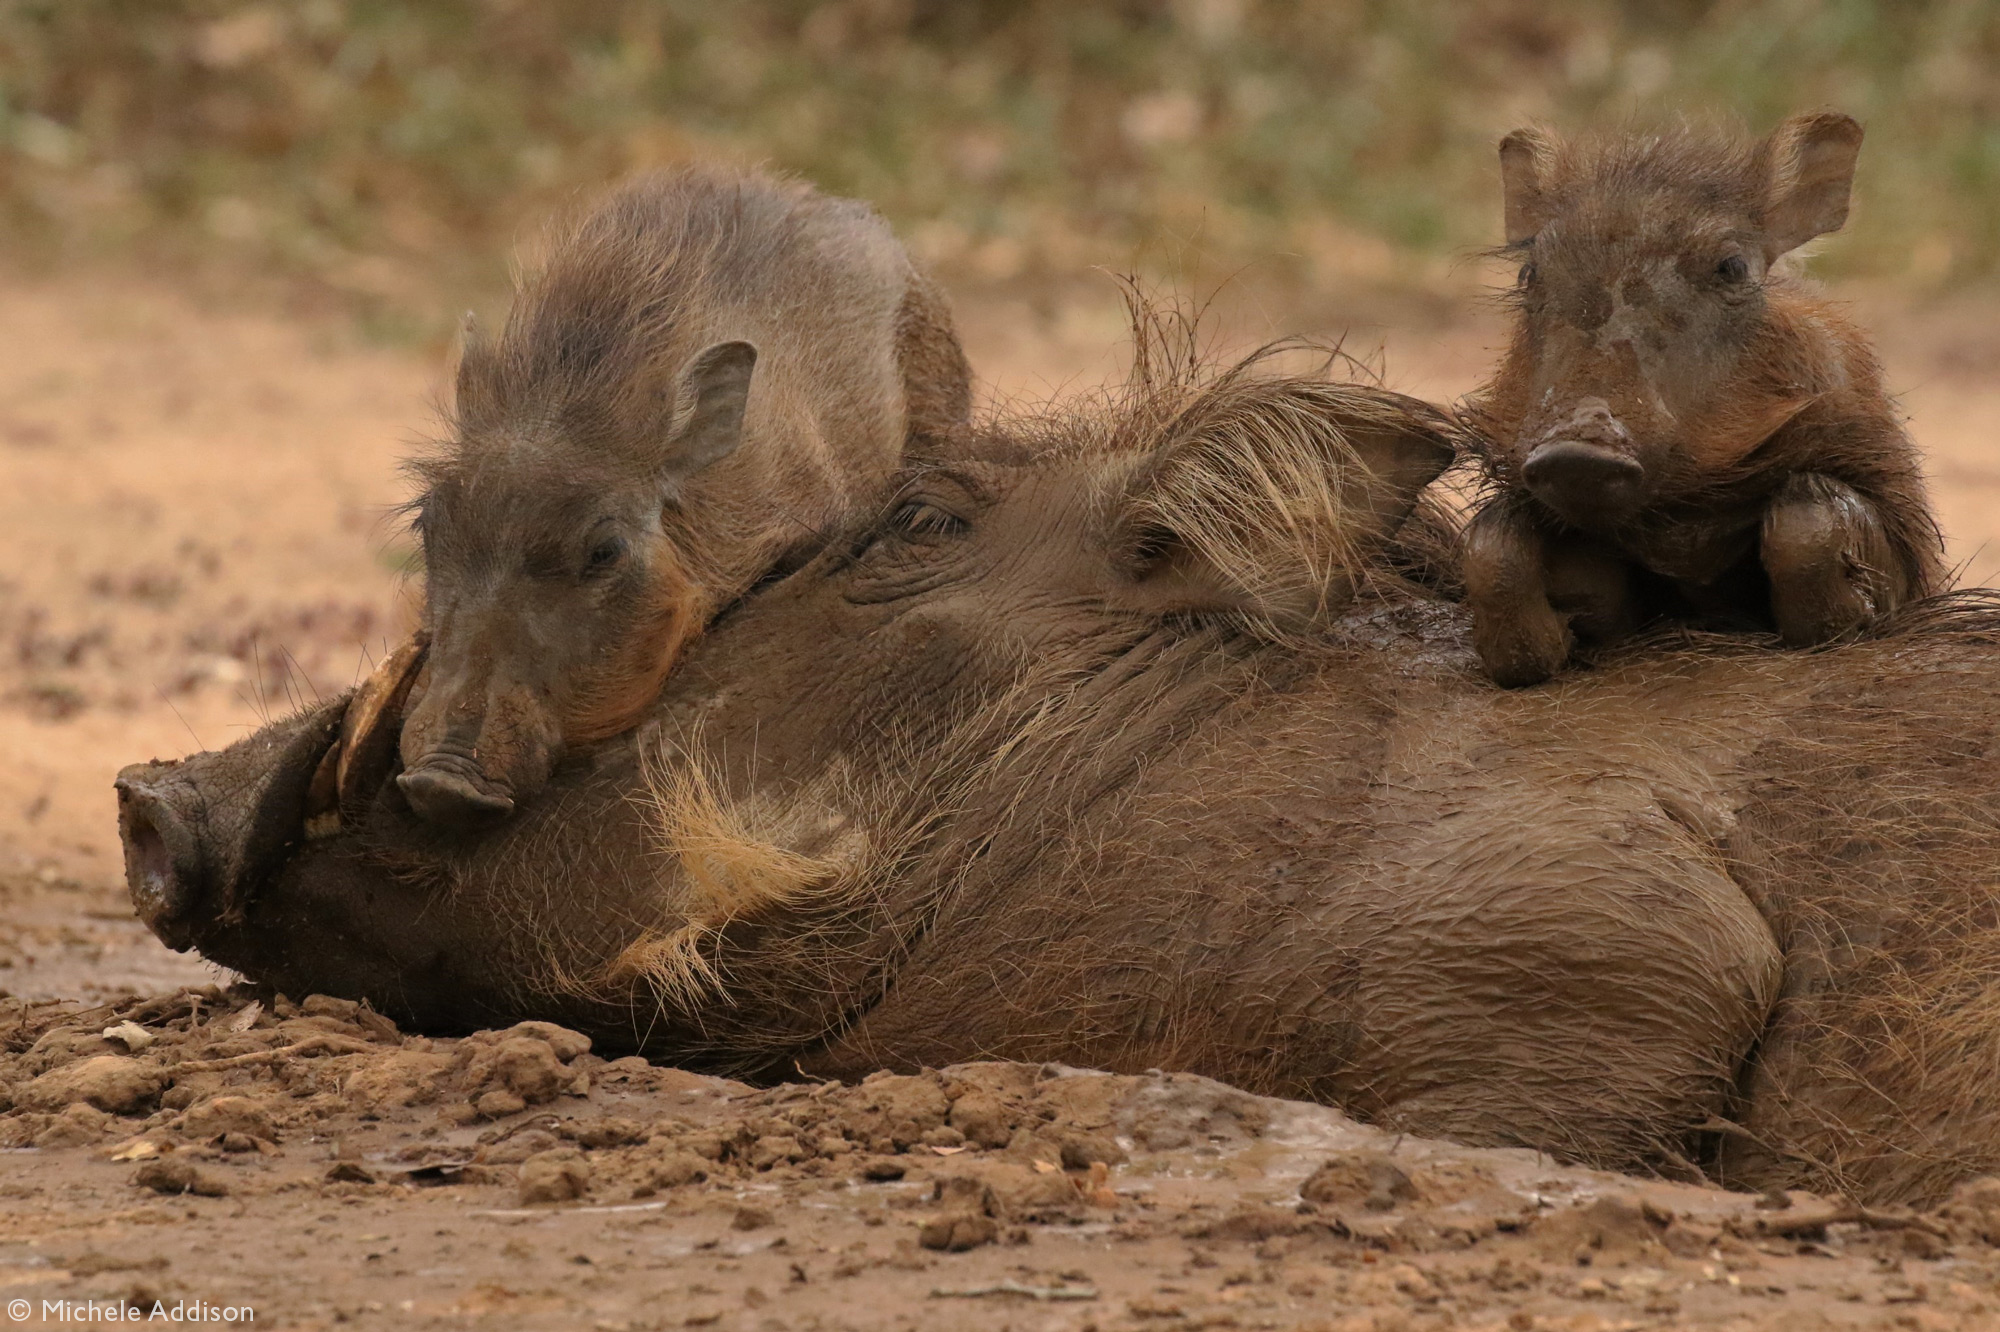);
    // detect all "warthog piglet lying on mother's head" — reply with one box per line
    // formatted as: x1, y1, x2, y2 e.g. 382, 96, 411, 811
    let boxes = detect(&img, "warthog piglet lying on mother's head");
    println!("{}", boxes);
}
386, 166, 970, 826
